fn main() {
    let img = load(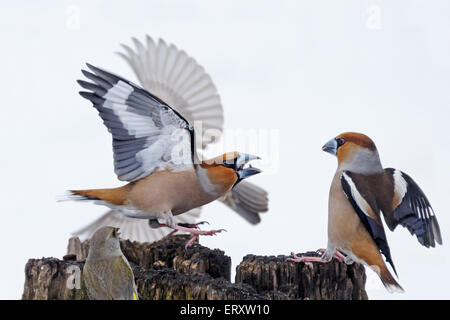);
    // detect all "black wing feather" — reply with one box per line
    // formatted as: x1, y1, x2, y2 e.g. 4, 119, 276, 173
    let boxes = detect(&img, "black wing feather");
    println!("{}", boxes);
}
385, 168, 442, 248
77, 63, 196, 181
341, 172, 397, 276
